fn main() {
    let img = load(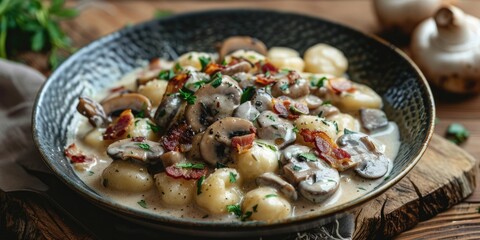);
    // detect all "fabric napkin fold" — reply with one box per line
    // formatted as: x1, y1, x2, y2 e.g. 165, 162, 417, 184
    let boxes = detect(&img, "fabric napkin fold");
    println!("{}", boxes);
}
0, 59, 353, 240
